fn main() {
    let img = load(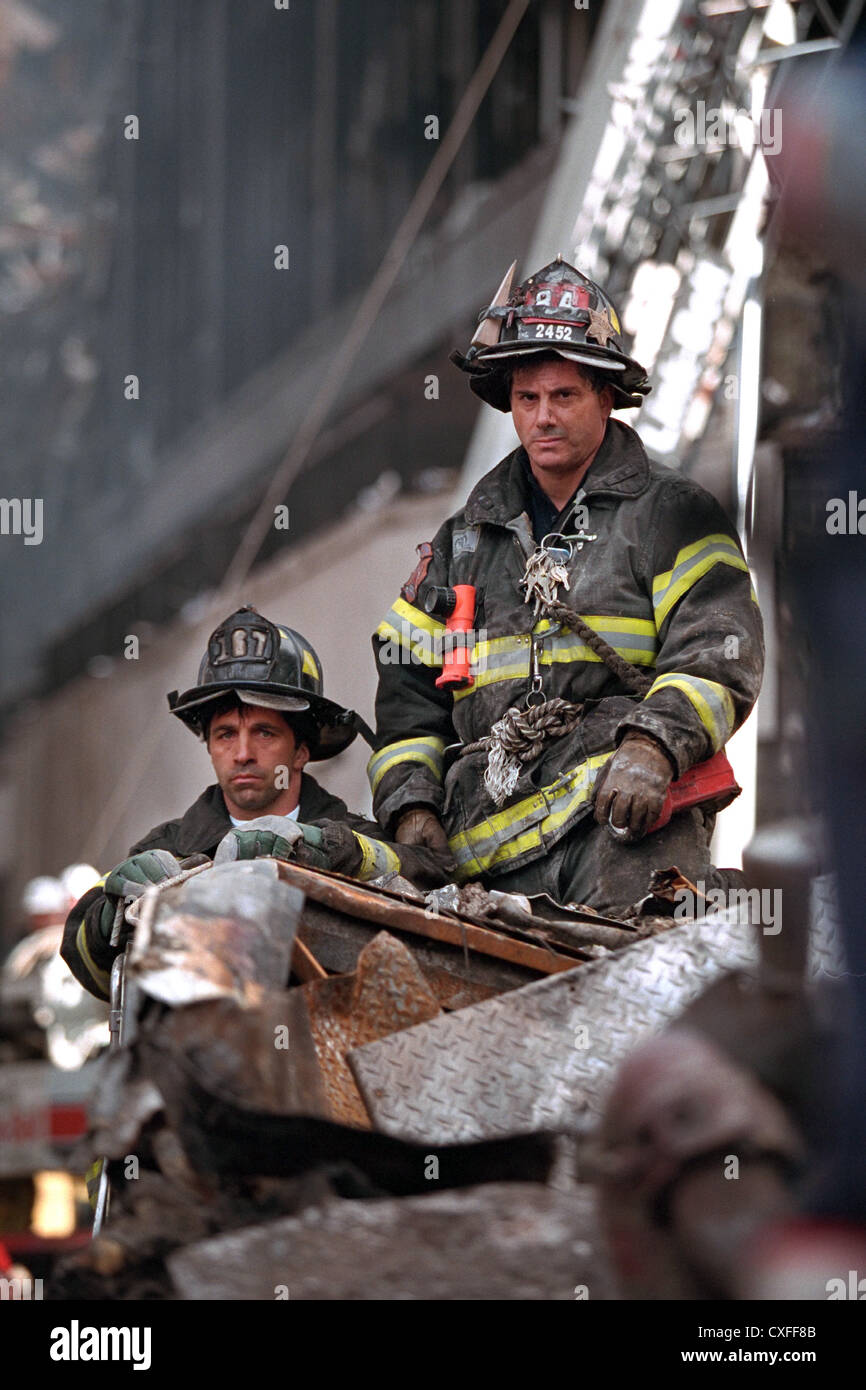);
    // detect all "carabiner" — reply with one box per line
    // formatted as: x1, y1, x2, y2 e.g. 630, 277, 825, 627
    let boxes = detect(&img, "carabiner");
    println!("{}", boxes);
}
525, 638, 546, 706
539, 533, 573, 565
